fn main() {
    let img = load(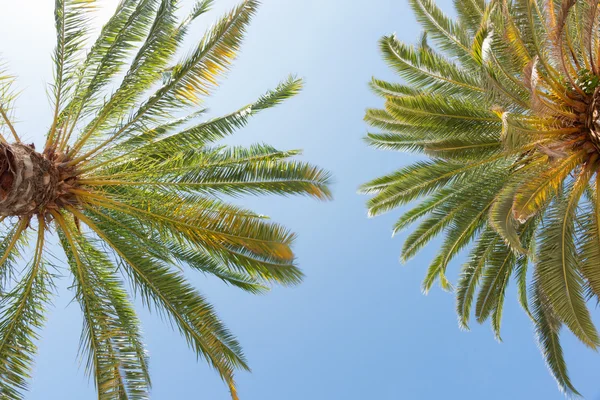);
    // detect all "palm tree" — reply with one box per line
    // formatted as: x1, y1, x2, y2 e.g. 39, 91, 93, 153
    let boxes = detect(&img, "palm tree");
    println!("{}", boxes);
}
0, 0, 331, 398
362, 0, 600, 395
